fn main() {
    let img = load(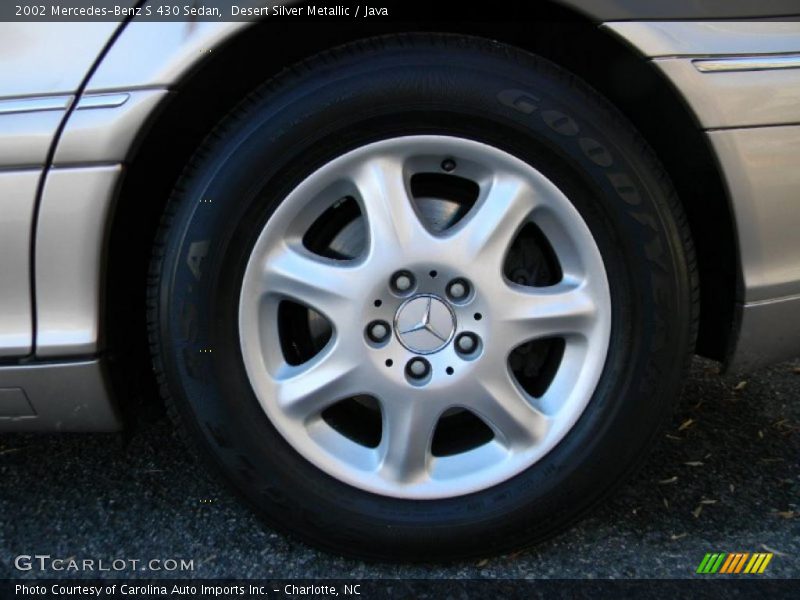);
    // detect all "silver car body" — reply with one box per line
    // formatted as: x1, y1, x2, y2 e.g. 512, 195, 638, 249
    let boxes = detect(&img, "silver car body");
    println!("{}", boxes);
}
1, 5, 799, 431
